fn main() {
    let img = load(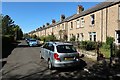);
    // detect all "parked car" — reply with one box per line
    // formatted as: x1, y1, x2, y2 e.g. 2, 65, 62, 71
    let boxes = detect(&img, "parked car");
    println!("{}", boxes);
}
40, 42, 81, 69
28, 39, 38, 47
